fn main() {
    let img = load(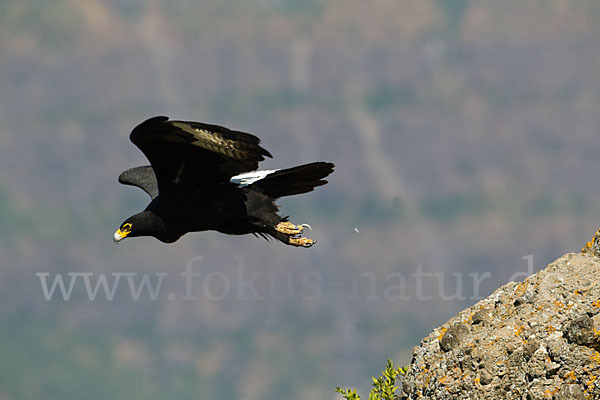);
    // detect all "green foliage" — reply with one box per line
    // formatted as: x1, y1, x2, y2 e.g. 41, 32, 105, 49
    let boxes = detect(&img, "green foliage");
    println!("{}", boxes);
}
336, 359, 407, 400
